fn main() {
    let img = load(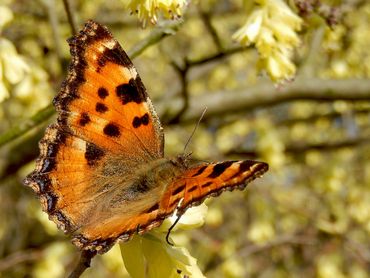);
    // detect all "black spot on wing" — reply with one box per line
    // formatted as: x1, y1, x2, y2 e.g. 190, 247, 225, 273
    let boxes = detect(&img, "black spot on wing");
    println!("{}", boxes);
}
145, 203, 159, 214
201, 182, 213, 188
98, 87, 109, 99
96, 102, 108, 113
97, 44, 133, 70
116, 78, 146, 105
187, 185, 198, 193
85, 142, 105, 166
229, 160, 255, 179
103, 123, 120, 137
141, 113, 149, 125
132, 113, 149, 128
56, 20, 111, 112
79, 112, 91, 126
191, 165, 208, 177
173, 184, 186, 195
132, 117, 141, 128
208, 161, 235, 179
239, 160, 257, 172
